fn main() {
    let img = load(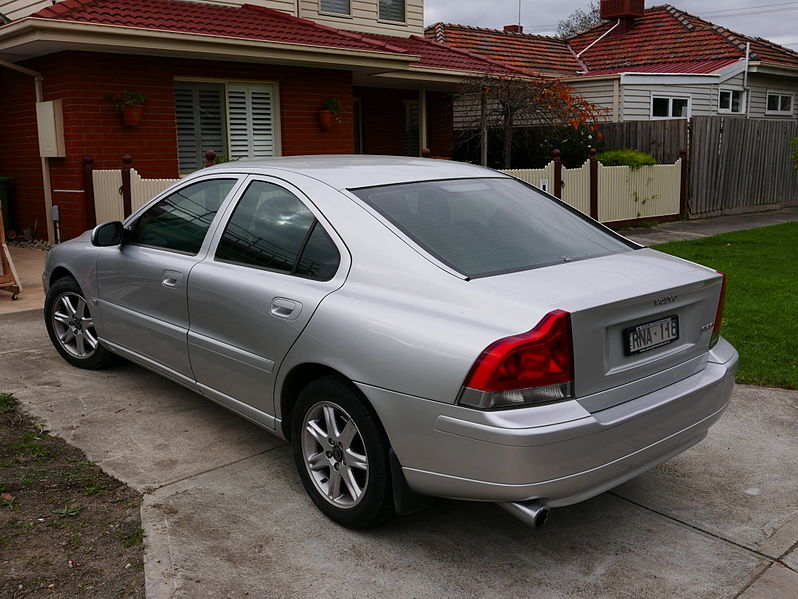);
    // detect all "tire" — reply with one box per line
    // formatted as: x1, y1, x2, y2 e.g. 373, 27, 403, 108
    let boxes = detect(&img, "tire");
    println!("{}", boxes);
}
44, 277, 114, 370
292, 376, 393, 529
